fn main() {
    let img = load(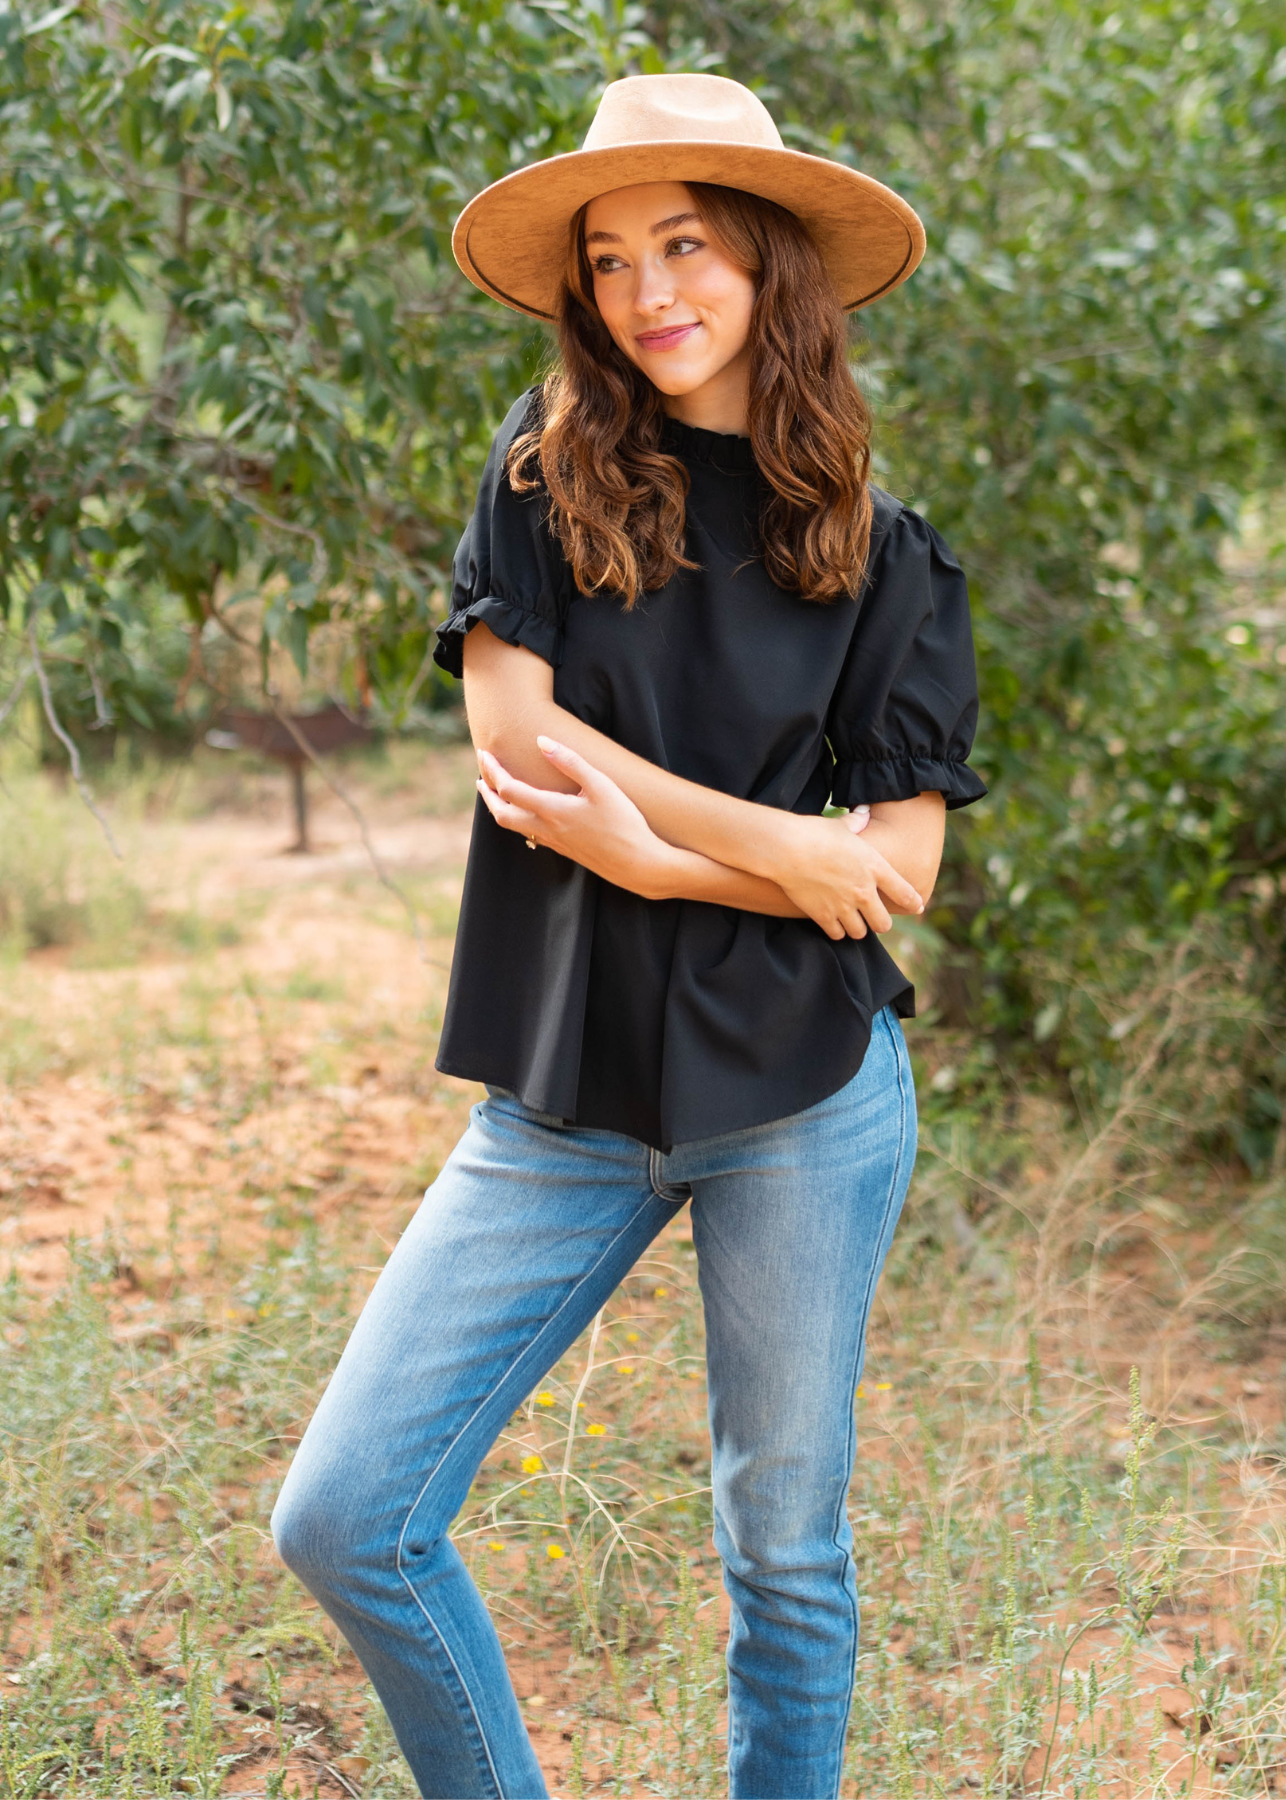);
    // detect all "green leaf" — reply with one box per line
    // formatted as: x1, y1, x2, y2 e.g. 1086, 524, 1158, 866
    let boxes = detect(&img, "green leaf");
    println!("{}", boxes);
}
24, 2, 80, 38
297, 376, 347, 423
138, 42, 203, 68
